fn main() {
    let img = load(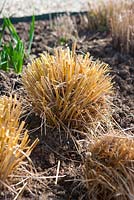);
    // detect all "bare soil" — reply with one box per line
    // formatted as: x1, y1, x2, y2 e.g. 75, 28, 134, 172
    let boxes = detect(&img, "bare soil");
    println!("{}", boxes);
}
0, 17, 133, 200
